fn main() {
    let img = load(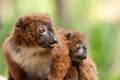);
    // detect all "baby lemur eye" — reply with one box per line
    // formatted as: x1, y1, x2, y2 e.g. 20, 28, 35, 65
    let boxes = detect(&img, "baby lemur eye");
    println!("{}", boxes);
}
83, 46, 87, 50
39, 27, 45, 33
